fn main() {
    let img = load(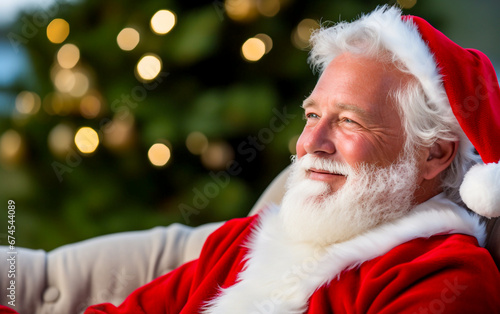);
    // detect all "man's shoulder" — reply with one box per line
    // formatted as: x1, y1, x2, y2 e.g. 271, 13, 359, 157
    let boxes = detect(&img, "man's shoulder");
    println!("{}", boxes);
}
363, 233, 499, 281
